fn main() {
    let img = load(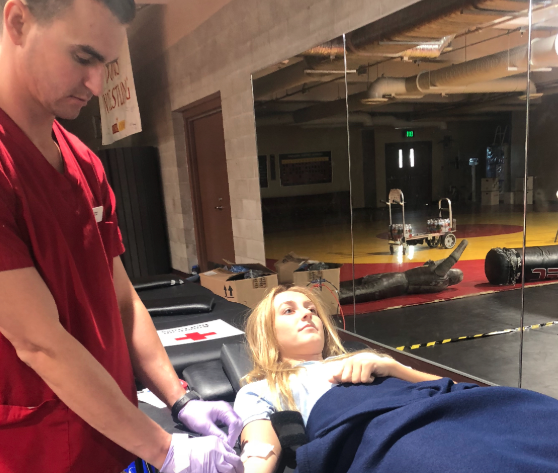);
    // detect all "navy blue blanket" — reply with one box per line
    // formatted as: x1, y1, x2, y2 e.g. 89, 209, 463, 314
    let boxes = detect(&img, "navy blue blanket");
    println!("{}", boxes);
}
295, 377, 558, 473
